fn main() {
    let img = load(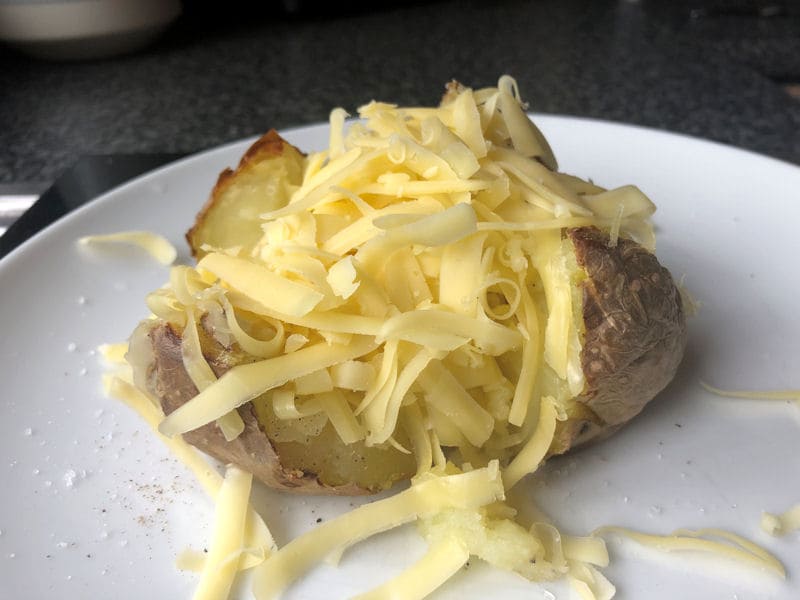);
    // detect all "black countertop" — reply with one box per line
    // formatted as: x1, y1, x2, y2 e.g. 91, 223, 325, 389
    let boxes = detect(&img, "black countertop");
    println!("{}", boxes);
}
1, 0, 798, 189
